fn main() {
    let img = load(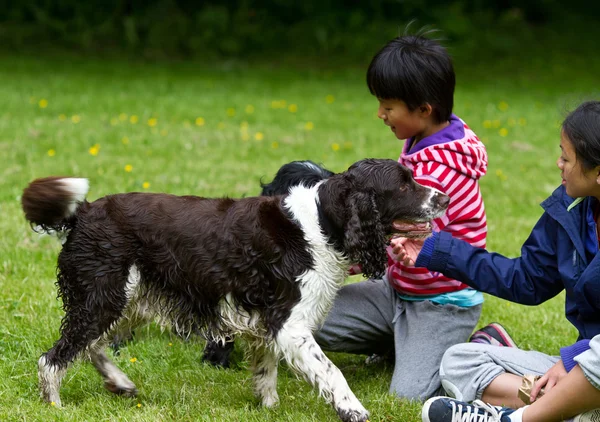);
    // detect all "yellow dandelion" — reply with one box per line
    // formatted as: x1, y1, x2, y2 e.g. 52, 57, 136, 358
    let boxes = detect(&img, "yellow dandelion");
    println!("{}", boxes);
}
124, 164, 133, 172
47, 149, 56, 157
142, 182, 150, 189
332, 143, 340, 151
130, 357, 137, 363
325, 95, 335, 104
137, 403, 142, 408
242, 132, 250, 141
168, 342, 173, 347
122, 136, 129, 145
304, 122, 314, 131
245, 105, 255, 114
71, 115, 81, 124
492, 120, 501, 128
217, 122, 226, 130
89, 144, 100, 156
499, 128, 508, 137
288, 104, 298, 113
518, 117, 527, 126
119, 113, 128, 121
498, 101, 509, 111
254, 132, 264, 141
130, 115, 139, 124
271, 141, 279, 149
271, 100, 287, 109
147, 117, 158, 127
195, 117, 205, 127
110, 117, 119, 126
50, 402, 56, 407
58, 114, 67, 121
226, 108, 236, 117
38, 99, 48, 109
